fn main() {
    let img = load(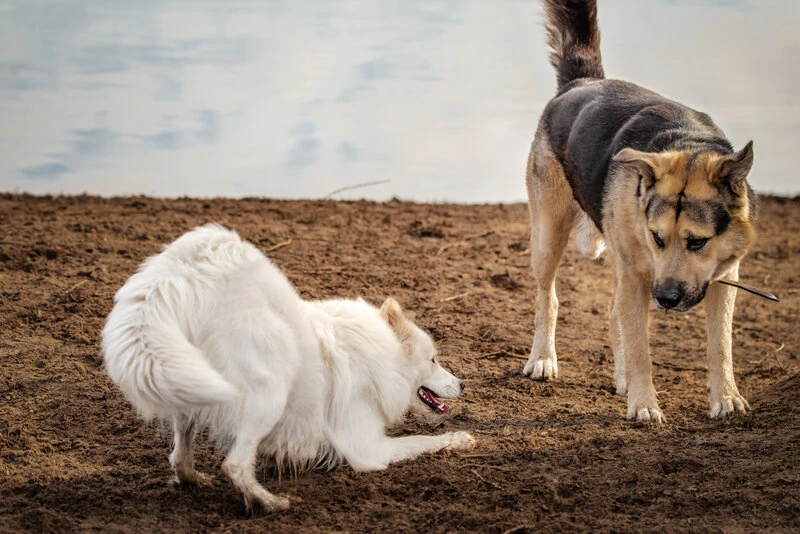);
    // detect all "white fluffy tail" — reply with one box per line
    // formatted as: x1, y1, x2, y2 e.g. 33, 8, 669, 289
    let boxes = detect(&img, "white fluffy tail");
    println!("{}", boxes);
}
102, 308, 237, 420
